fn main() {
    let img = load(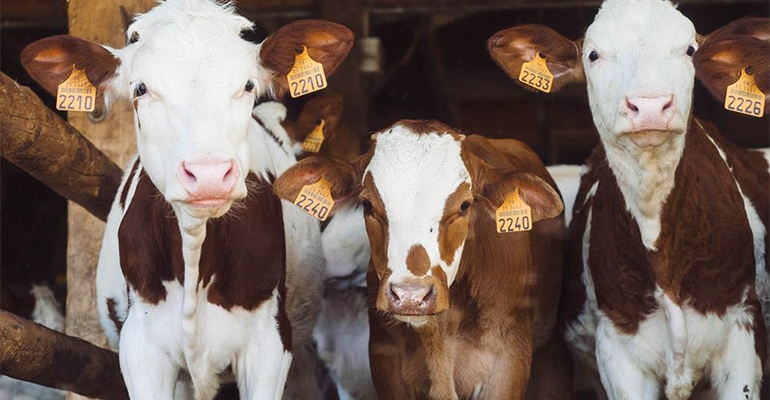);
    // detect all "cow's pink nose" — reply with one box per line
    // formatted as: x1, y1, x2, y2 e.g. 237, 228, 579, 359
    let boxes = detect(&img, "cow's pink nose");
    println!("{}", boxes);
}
624, 95, 675, 130
387, 280, 436, 315
178, 159, 238, 200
